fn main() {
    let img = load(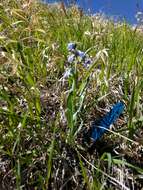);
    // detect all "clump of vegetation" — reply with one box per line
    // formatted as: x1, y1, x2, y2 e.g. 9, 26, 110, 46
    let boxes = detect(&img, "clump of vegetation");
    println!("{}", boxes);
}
0, 0, 143, 189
